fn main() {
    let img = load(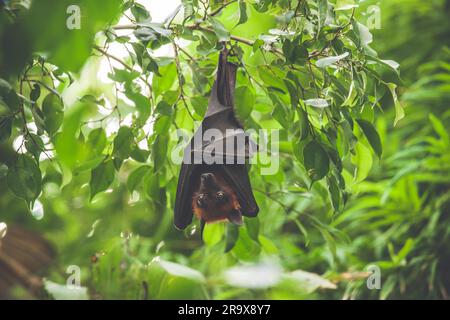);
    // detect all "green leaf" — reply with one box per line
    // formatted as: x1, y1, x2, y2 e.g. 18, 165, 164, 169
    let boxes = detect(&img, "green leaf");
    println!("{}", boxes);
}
283, 270, 336, 293
30, 83, 41, 101
154, 115, 172, 134
127, 165, 150, 192
269, 93, 292, 129
138, 23, 172, 37
73, 155, 105, 174
335, 0, 358, 10
304, 98, 329, 108
208, 17, 230, 42
244, 217, 260, 243
203, 222, 225, 246
328, 176, 340, 212
130, 147, 149, 163
429, 113, 449, 146
352, 142, 372, 182
297, 109, 309, 140
151, 134, 168, 171
356, 119, 382, 158
317, 0, 328, 31
303, 140, 330, 181
316, 52, 349, 68
258, 66, 286, 92
7, 154, 42, 205
109, 68, 139, 83
231, 225, 261, 261
0, 117, 12, 142
190, 96, 208, 117
236, 0, 248, 26
225, 223, 239, 253
134, 27, 157, 42
144, 171, 163, 204
387, 83, 404, 126
293, 44, 309, 65
113, 126, 134, 159
90, 160, 115, 200
53, 103, 89, 169
25, 133, 44, 162
88, 128, 107, 154
42, 94, 64, 135
380, 59, 400, 74
284, 79, 299, 108
259, 235, 279, 254
131, 3, 150, 22
394, 238, 414, 264
235, 86, 254, 119
152, 63, 176, 99
354, 21, 373, 47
